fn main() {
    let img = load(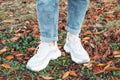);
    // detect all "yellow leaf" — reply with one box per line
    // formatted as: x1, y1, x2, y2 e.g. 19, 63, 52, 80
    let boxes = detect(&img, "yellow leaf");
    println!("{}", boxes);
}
62, 71, 70, 79
97, 63, 106, 67
42, 76, 53, 80
1, 63, 11, 69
